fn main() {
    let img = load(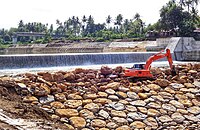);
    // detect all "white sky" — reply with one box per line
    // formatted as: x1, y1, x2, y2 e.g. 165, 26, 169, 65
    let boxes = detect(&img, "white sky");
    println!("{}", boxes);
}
0, 0, 199, 29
